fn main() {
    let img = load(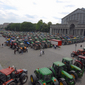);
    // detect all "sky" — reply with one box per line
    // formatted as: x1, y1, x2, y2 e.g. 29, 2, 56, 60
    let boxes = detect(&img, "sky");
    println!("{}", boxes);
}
0, 0, 85, 24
